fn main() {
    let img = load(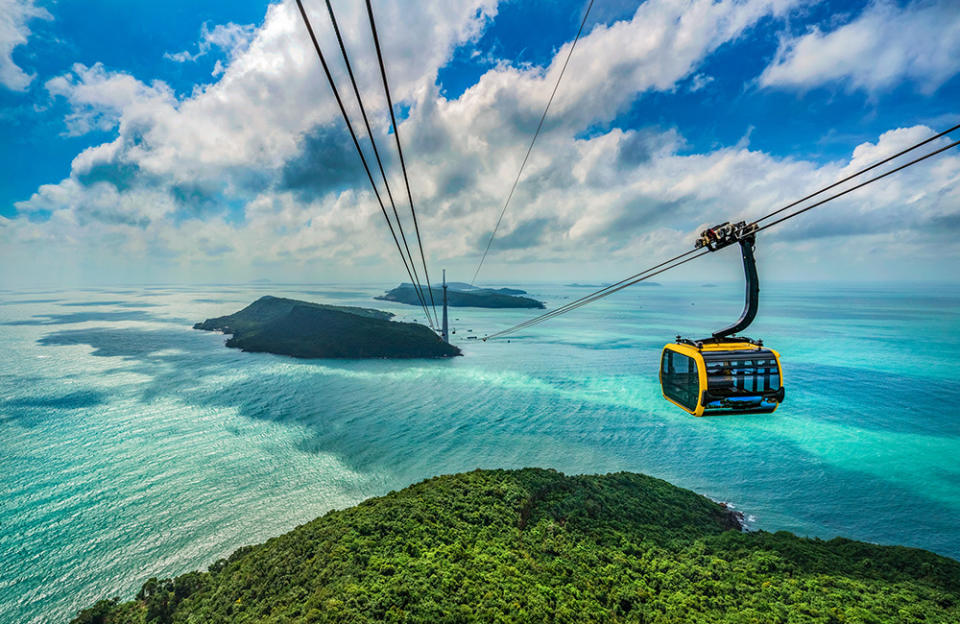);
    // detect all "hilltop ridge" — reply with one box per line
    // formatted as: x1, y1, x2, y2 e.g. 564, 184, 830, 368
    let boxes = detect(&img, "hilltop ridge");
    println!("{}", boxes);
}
73, 468, 960, 623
